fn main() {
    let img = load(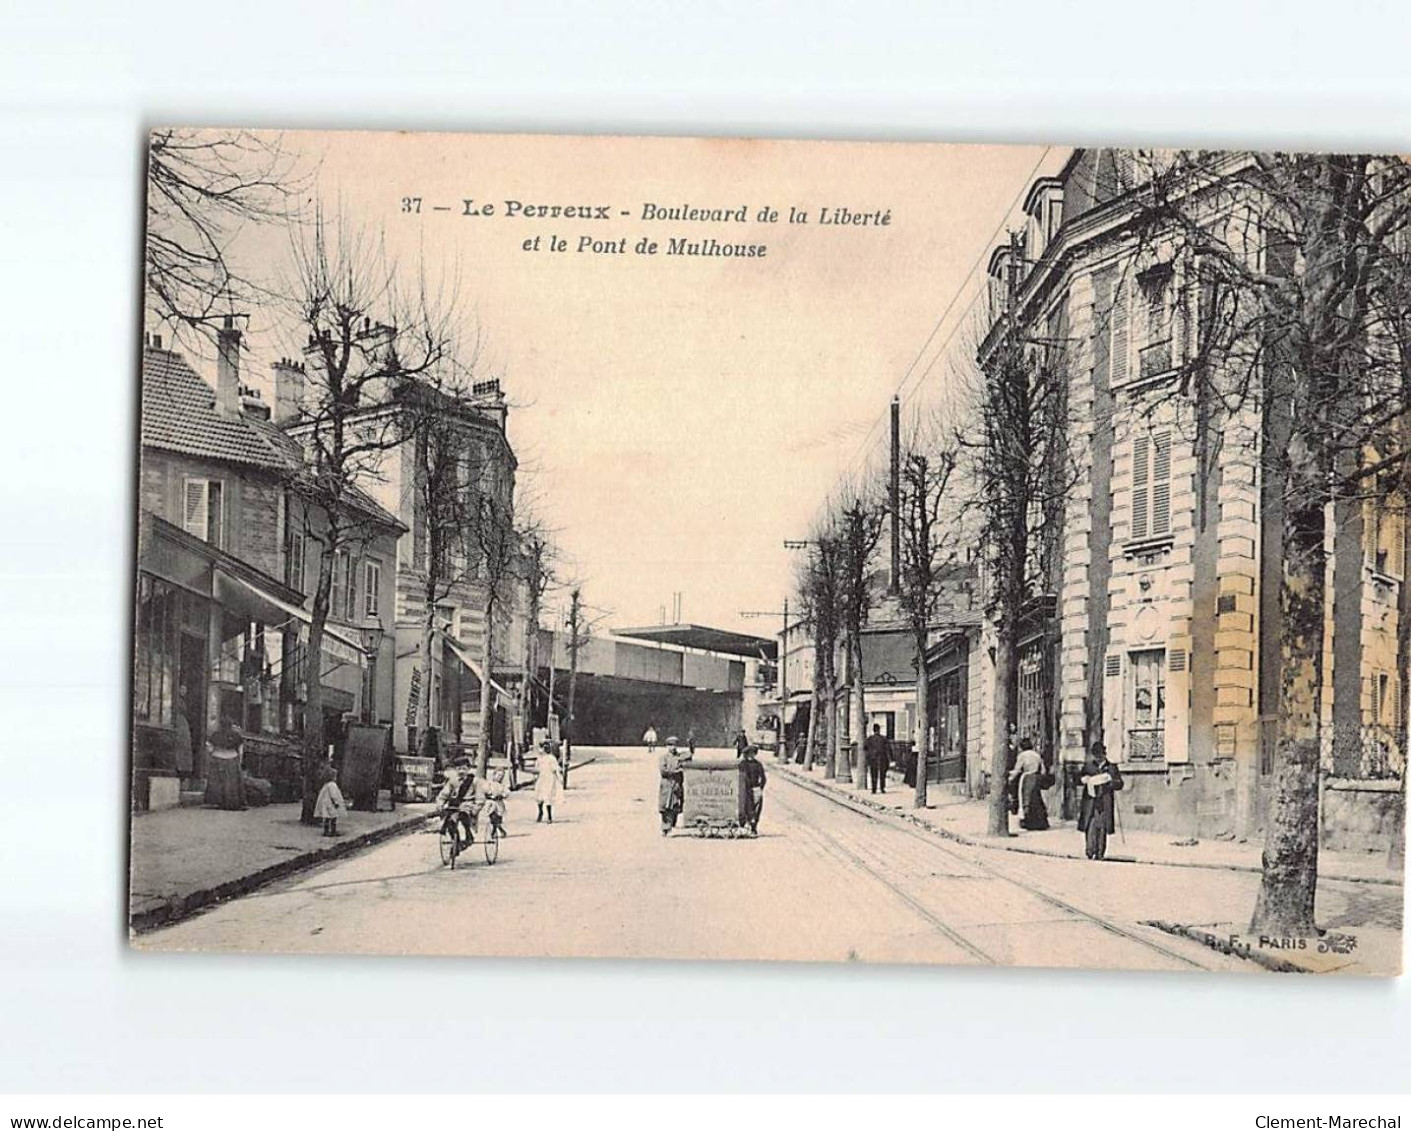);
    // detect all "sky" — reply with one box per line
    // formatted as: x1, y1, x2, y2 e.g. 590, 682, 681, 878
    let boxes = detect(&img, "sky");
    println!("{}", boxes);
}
174, 130, 1066, 637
